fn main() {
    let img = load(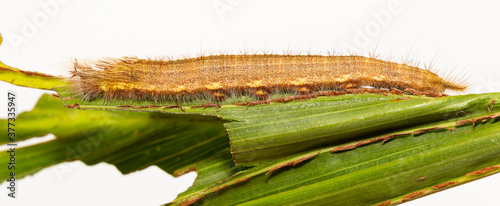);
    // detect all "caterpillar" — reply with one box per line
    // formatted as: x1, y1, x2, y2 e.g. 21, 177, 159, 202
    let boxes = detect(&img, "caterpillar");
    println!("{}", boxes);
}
71, 54, 467, 103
